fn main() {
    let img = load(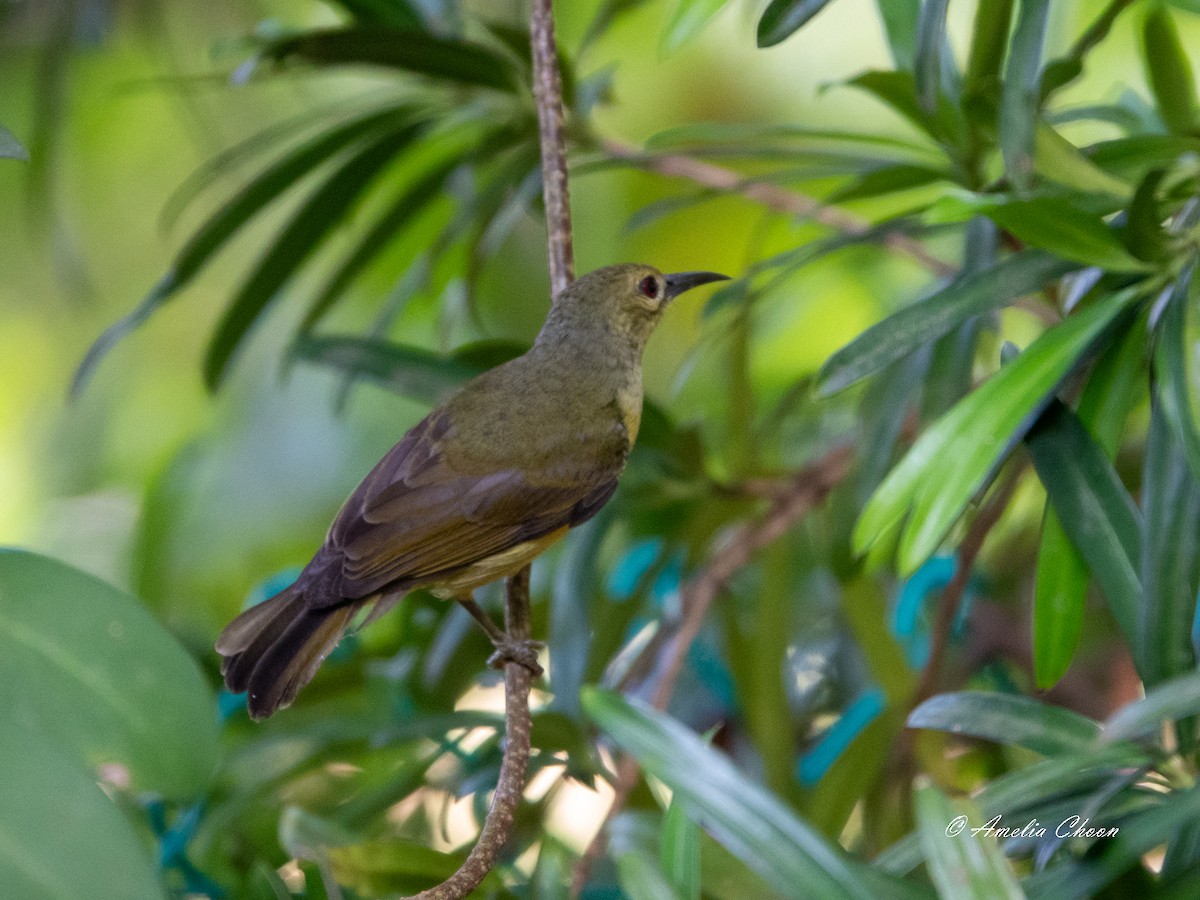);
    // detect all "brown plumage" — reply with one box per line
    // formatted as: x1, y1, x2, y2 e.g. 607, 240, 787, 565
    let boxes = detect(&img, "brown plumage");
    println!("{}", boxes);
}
216, 264, 728, 719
